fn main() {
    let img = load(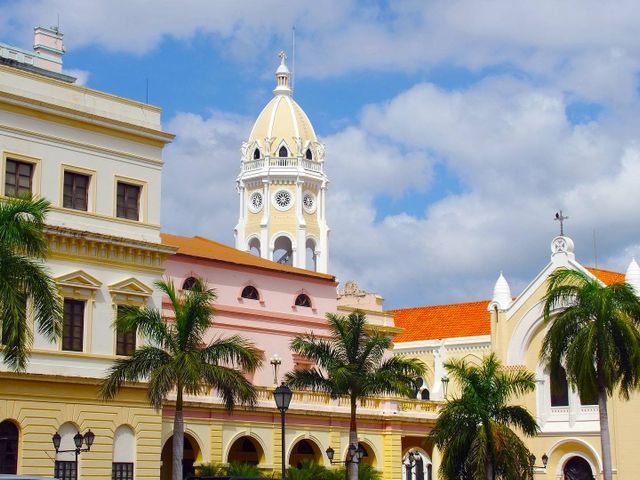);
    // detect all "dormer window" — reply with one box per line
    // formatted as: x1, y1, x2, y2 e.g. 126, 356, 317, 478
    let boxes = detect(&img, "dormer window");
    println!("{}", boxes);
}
294, 294, 312, 308
182, 277, 197, 291
253, 148, 261, 160
305, 148, 313, 160
241, 286, 260, 300
278, 146, 288, 157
